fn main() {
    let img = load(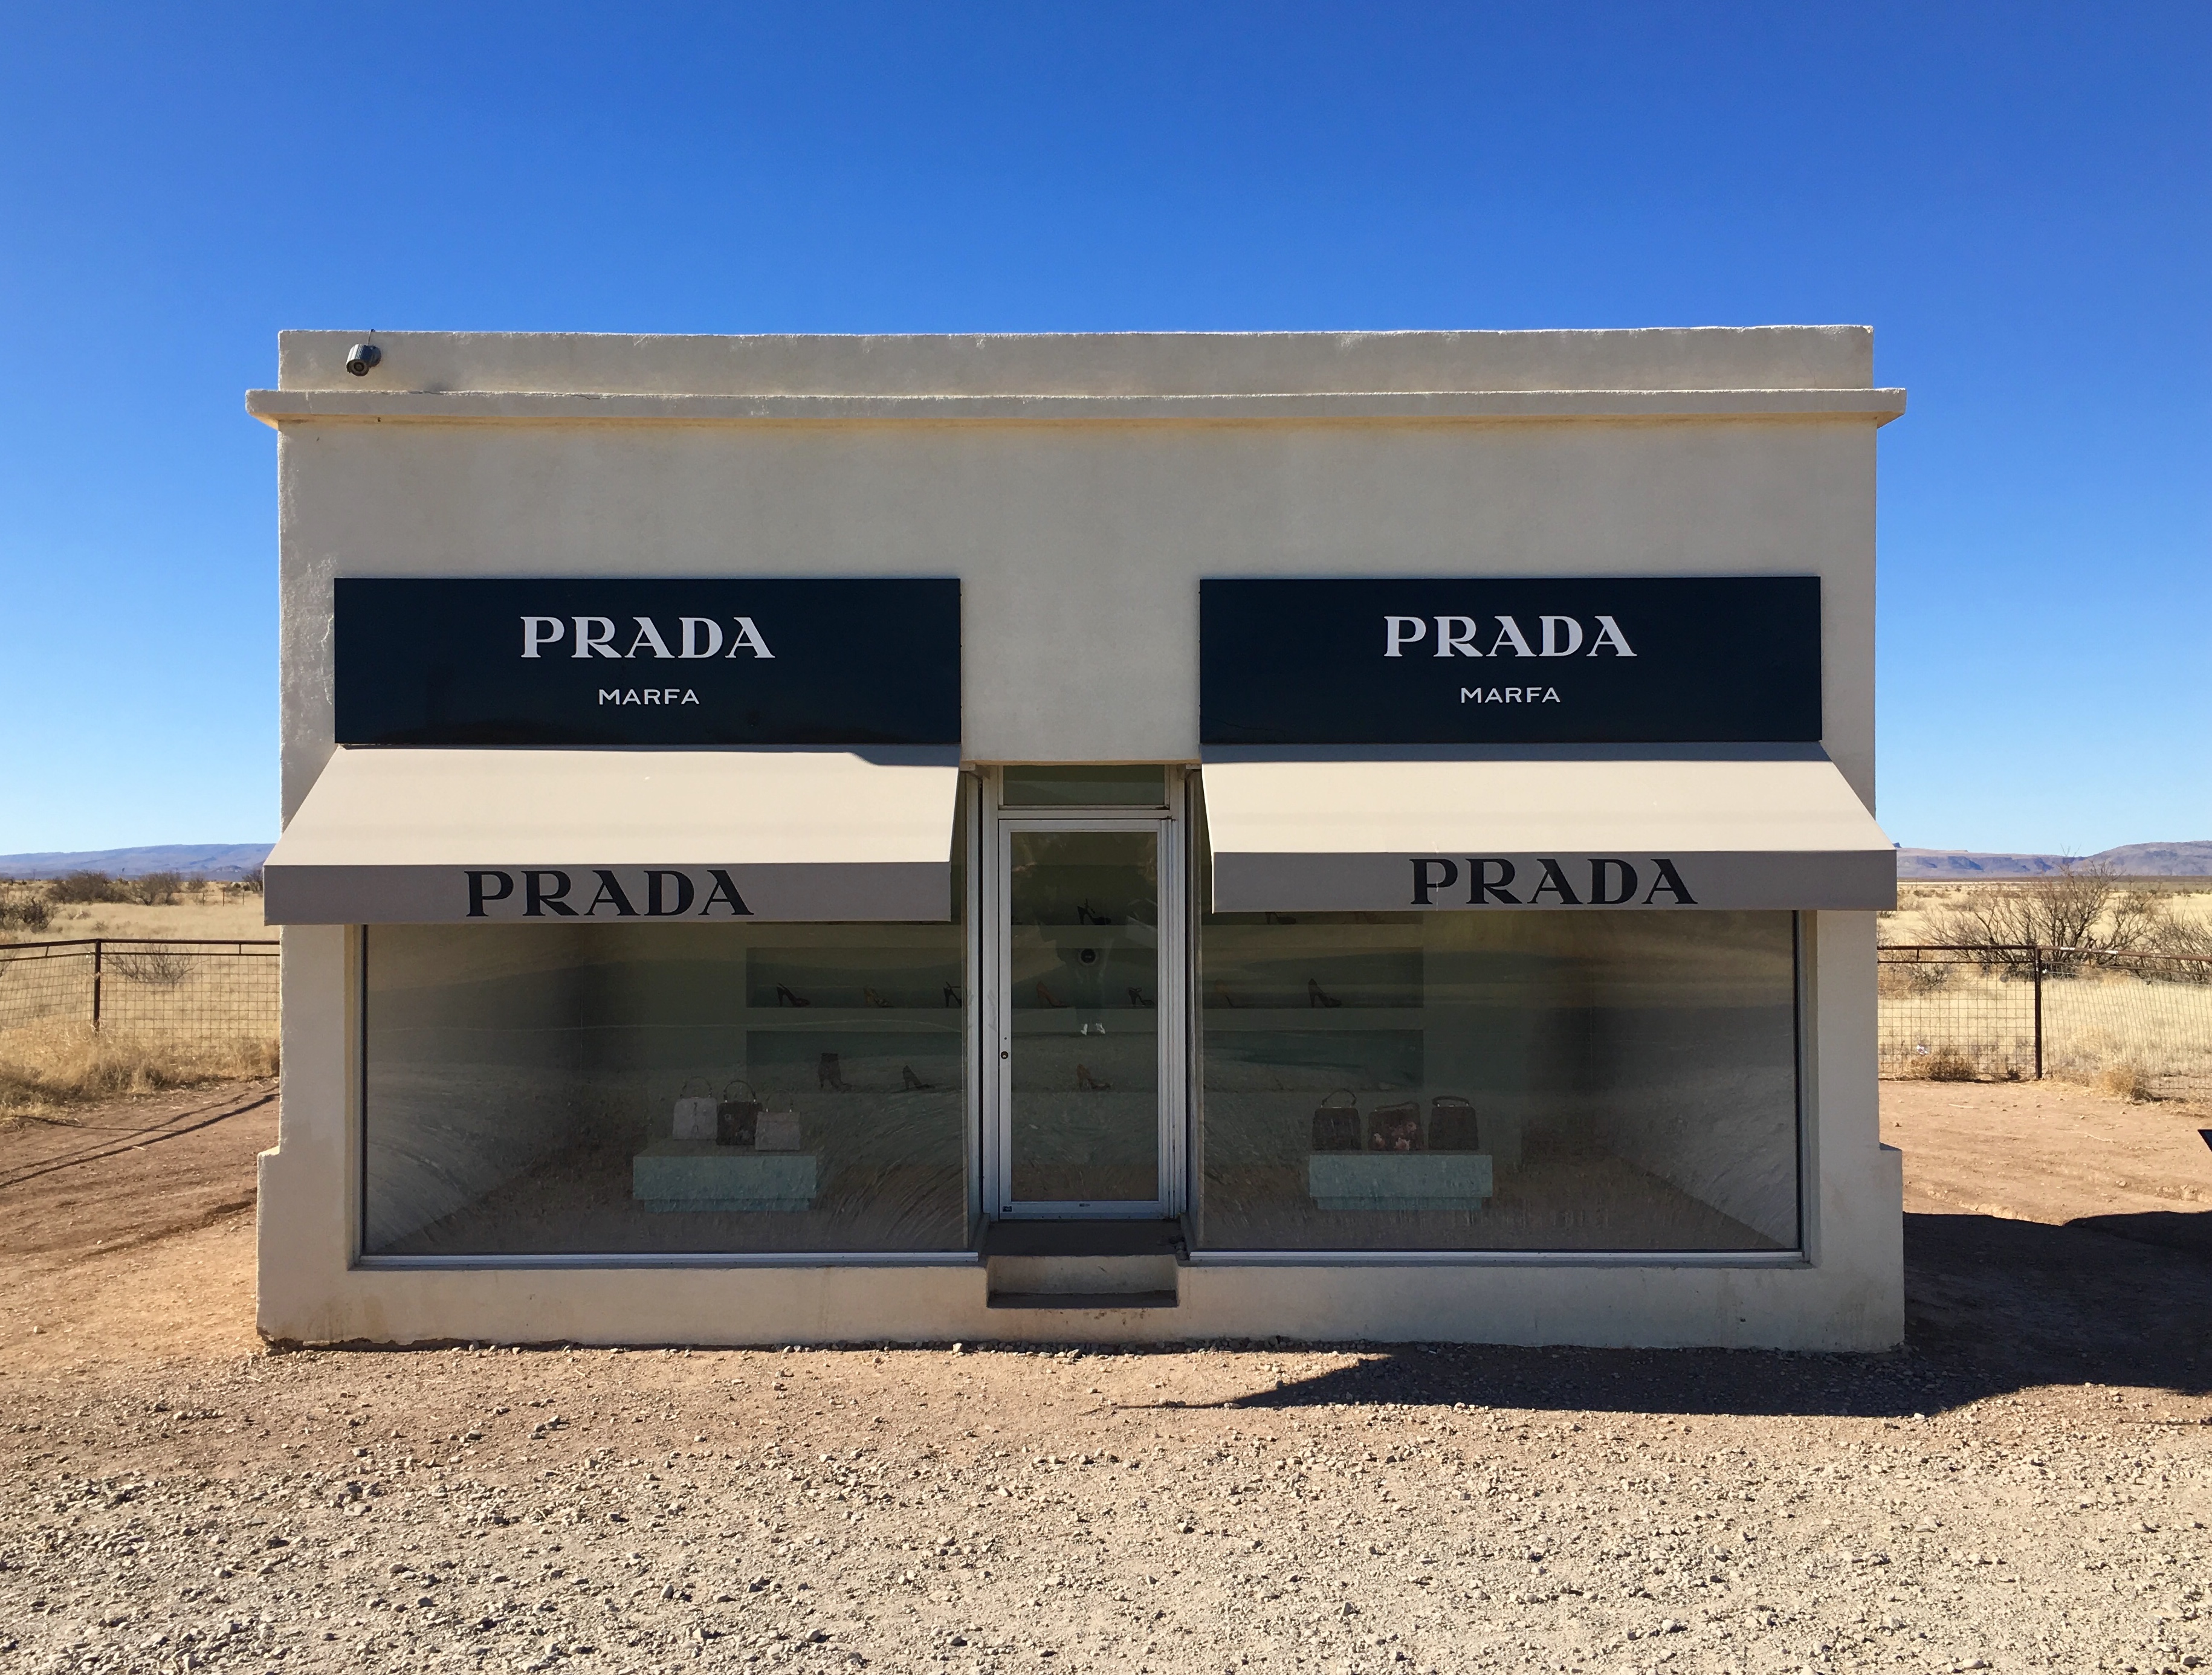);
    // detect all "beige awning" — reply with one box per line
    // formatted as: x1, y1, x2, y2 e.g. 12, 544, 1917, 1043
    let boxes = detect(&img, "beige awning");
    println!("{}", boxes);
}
1200, 752, 1895, 912
264, 747, 960, 924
